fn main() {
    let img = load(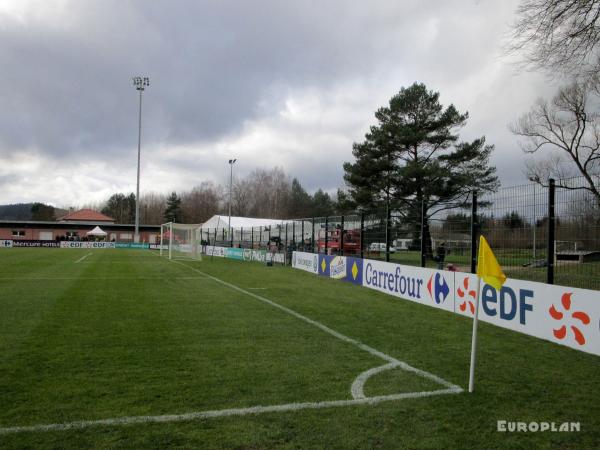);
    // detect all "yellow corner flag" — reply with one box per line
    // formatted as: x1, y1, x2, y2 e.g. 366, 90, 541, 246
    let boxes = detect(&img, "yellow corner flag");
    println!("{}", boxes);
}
476, 235, 506, 291
469, 235, 507, 393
